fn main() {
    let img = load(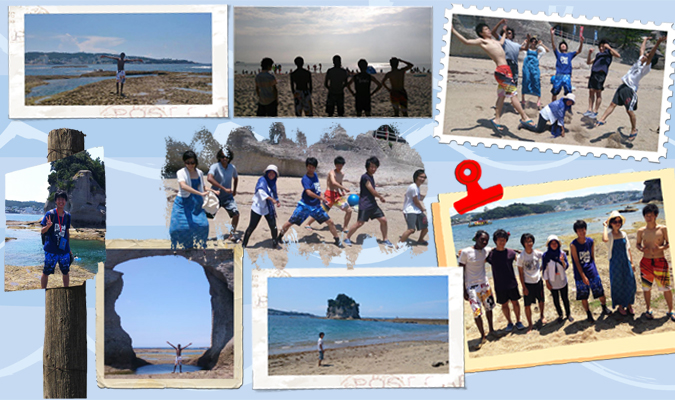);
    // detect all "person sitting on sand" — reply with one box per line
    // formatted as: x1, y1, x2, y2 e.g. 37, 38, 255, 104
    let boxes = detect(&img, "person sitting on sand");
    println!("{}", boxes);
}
344, 156, 393, 248
100, 53, 143, 96
305, 156, 352, 233
603, 211, 637, 316
521, 35, 543, 108
318, 332, 325, 366
516, 233, 545, 332
595, 36, 666, 142
459, 230, 498, 350
255, 57, 278, 117
207, 147, 239, 242
399, 169, 428, 246
637, 203, 674, 321
277, 157, 342, 248
487, 229, 525, 332
585, 39, 621, 119
290, 56, 313, 117
40, 191, 72, 289
549, 27, 583, 101
491, 19, 522, 86
382, 57, 414, 117
571, 220, 612, 322
347, 59, 383, 117
167, 341, 191, 373
325, 55, 348, 117
518, 93, 575, 137
542, 235, 573, 323
242, 165, 280, 249
451, 22, 533, 132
